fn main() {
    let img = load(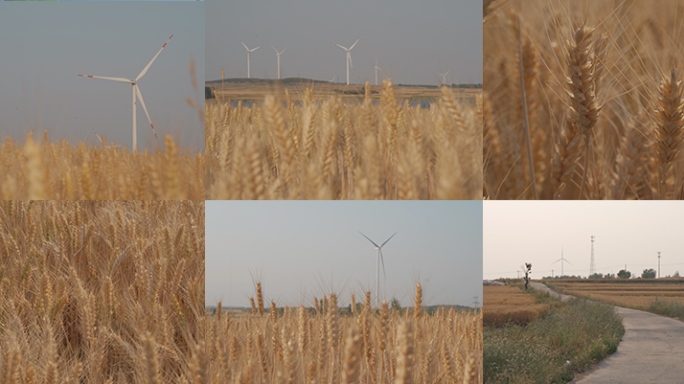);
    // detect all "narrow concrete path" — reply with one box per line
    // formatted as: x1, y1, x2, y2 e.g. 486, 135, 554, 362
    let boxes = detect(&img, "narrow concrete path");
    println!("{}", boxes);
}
528, 281, 574, 301
530, 282, 684, 383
